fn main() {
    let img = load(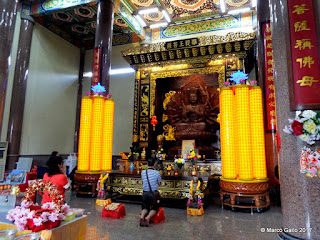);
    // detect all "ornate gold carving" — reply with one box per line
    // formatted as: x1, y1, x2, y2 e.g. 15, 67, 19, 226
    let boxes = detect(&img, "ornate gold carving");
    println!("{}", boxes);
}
238, 59, 244, 69
154, 53, 160, 61
163, 90, 176, 110
234, 41, 241, 51
150, 66, 225, 116
208, 45, 215, 54
147, 53, 153, 62
140, 85, 149, 117
162, 114, 168, 122
176, 49, 183, 58
140, 55, 146, 63
133, 56, 212, 69
200, 46, 207, 56
161, 52, 168, 60
122, 32, 256, 56
225, 43, 232, 52
136, 70, 140, 79
133, 134, 138, 142
208, 52, 247, 61
163, 124, 176, 141
192, 48, 199, 57
140, 142, 148, 148
184, 48, 191, 58
133, 77, 139, 137
141, 69, 149, 79
141, 79, 150, 84
140, 123, 148, 141
217, 44, 223, 53
109, 175, 208, 199
244, 40, 255, 50
169, 50, 175, 59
